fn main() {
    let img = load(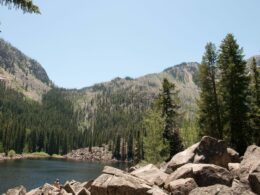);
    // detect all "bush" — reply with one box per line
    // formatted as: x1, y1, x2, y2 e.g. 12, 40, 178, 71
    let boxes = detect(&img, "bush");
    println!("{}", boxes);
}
8, 150, 16, 158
